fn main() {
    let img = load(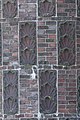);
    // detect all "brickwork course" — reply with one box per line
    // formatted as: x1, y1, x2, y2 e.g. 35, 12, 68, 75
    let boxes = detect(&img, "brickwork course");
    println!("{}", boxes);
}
0, 0, 79, 120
